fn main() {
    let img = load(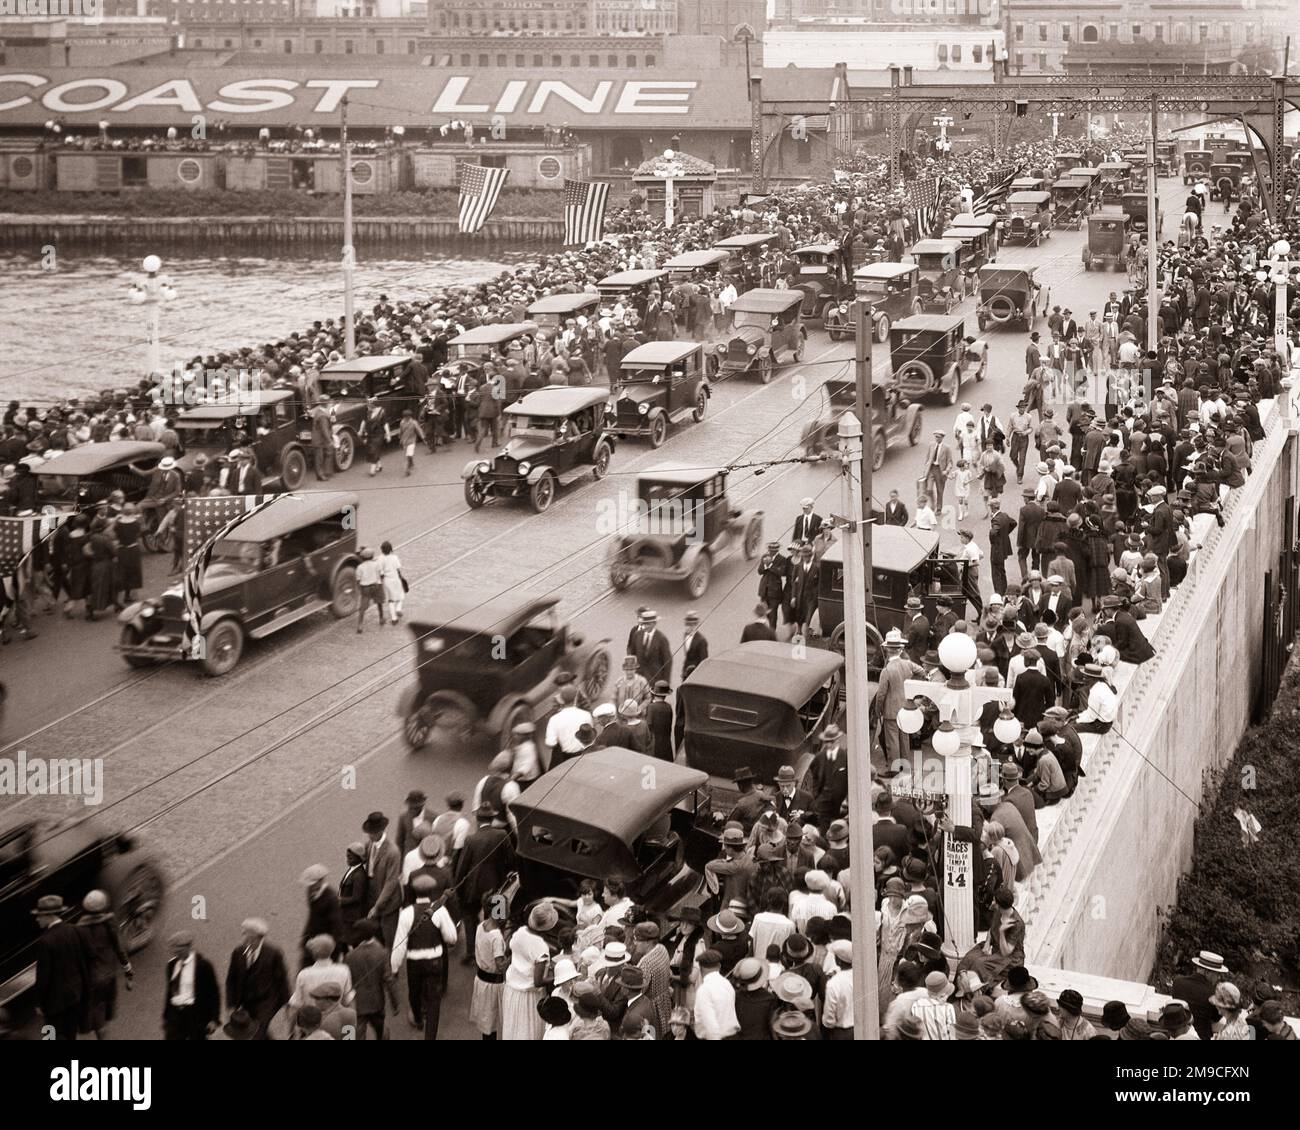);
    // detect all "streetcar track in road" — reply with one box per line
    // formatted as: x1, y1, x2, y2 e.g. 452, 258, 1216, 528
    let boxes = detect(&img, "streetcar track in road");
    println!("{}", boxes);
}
5, 335, 846, 823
